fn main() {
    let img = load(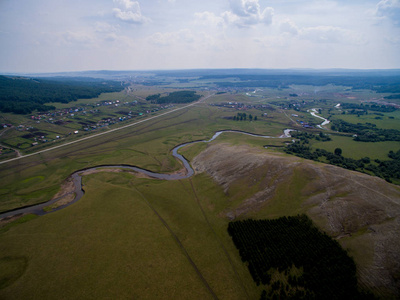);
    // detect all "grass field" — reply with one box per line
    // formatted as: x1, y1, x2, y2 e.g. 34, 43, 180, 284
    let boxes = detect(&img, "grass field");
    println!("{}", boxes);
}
332, 112, 400, 130
1, 84, 399, 298
312, 135, 400, 160
0, 170, 259, 299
